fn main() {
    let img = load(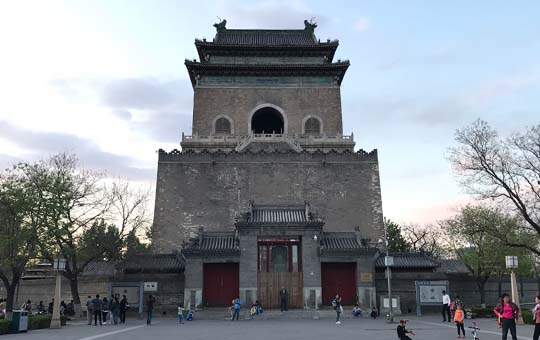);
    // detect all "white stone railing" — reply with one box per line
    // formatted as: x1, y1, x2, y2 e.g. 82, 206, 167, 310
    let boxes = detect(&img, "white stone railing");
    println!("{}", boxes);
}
182, 132, 354, 145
